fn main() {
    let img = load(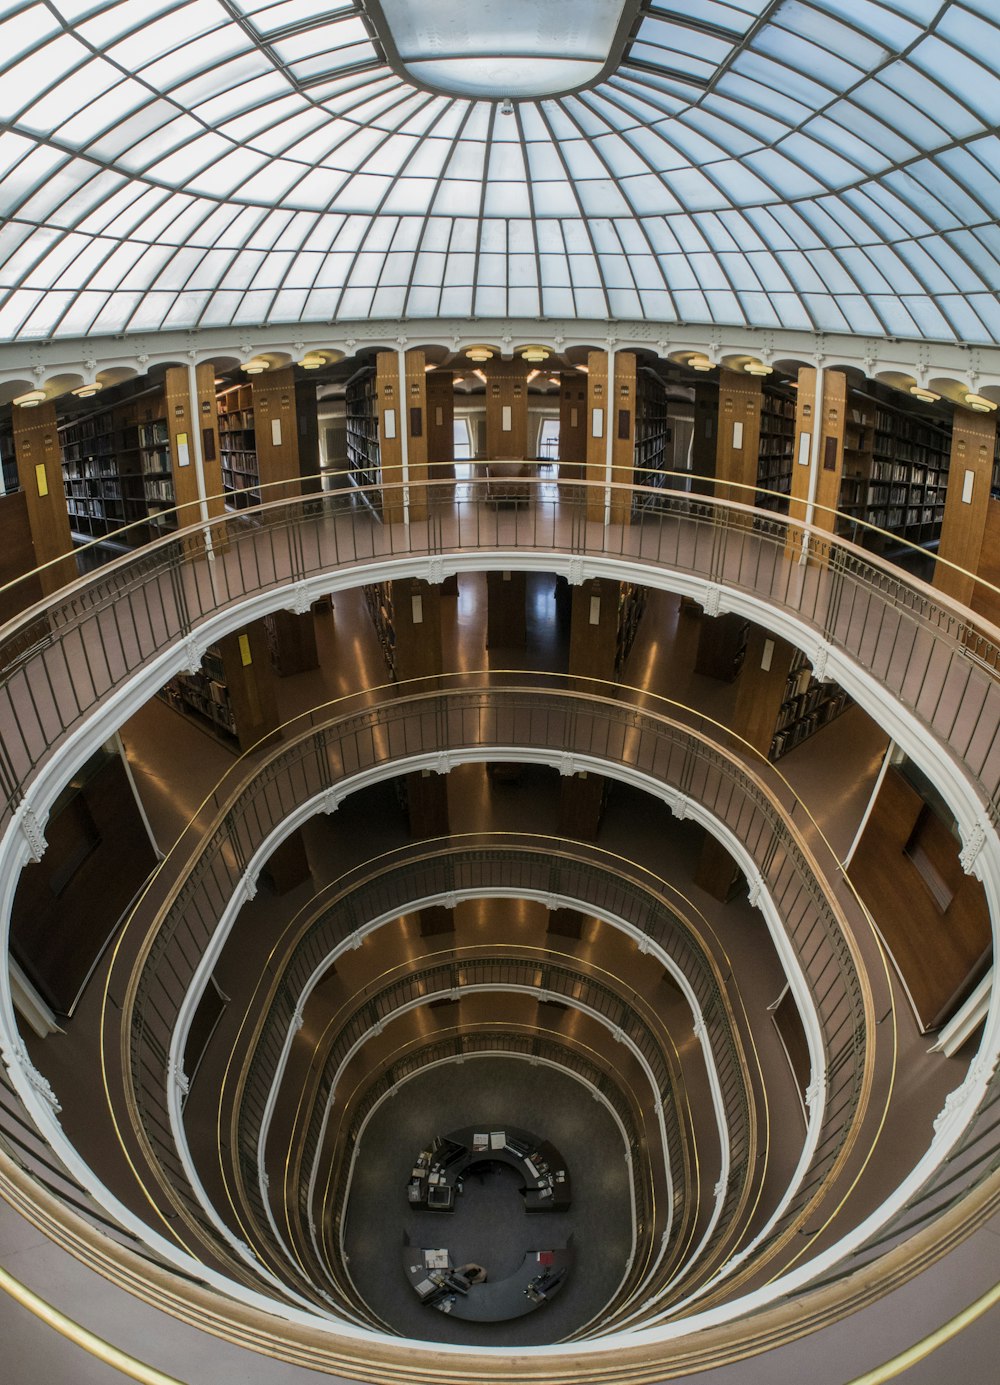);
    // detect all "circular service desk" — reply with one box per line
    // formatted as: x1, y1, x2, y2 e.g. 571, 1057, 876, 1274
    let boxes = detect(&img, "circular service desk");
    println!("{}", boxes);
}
403, 1125, 573, 1321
